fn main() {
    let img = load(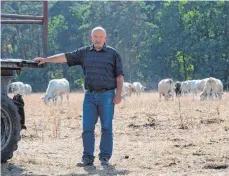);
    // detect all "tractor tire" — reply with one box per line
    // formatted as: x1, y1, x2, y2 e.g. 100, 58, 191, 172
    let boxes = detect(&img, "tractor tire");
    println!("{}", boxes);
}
1, 95, 21, 163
